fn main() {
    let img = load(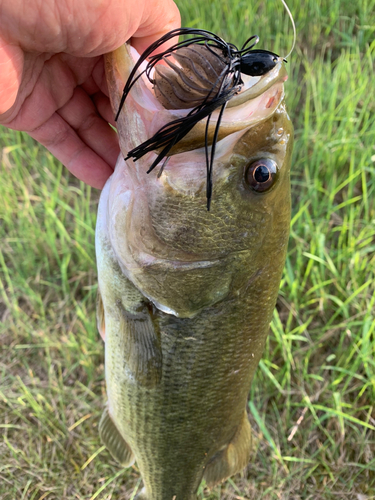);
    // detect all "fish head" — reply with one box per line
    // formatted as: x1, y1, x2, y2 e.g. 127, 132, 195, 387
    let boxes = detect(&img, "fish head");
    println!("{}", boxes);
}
100, 43, 293, 318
